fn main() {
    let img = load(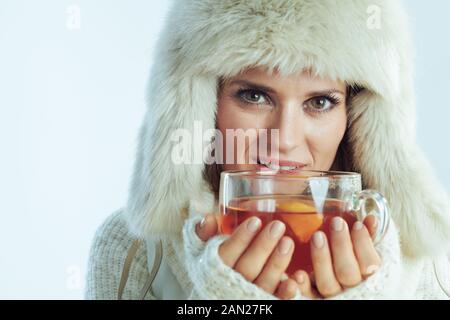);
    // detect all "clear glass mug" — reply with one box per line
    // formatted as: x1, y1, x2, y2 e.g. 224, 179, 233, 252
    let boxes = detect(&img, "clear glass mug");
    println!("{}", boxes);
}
217, 169, 390, 275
